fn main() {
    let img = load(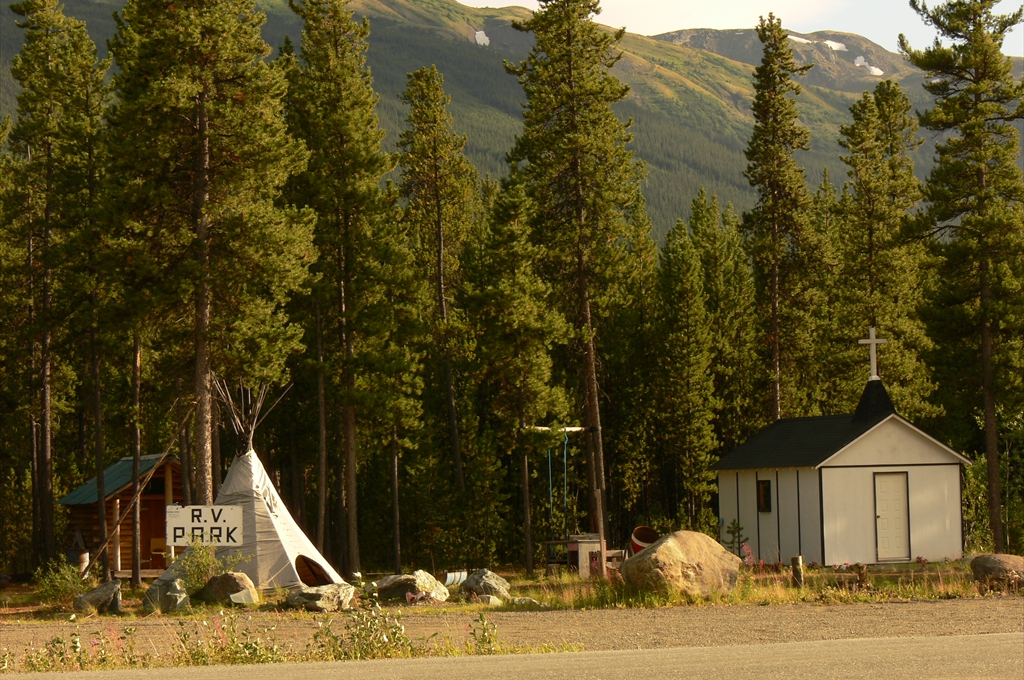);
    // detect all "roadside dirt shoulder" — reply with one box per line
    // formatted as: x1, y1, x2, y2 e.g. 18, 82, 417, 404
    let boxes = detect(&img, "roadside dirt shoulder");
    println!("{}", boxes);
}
1, 597, 1020, 660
